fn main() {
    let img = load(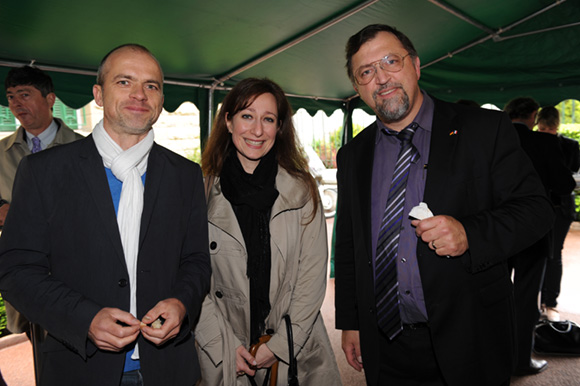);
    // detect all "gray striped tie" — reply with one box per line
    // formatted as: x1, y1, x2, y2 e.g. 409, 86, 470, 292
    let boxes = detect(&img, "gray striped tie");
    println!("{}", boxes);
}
375, 123, 419, 340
